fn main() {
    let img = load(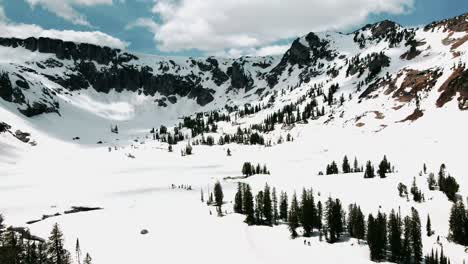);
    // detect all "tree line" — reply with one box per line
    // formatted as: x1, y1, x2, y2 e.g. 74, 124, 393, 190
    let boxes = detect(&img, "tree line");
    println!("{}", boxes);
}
230, 182, 430, 264
0, 215, 92, 264
324, 155, 393, 178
